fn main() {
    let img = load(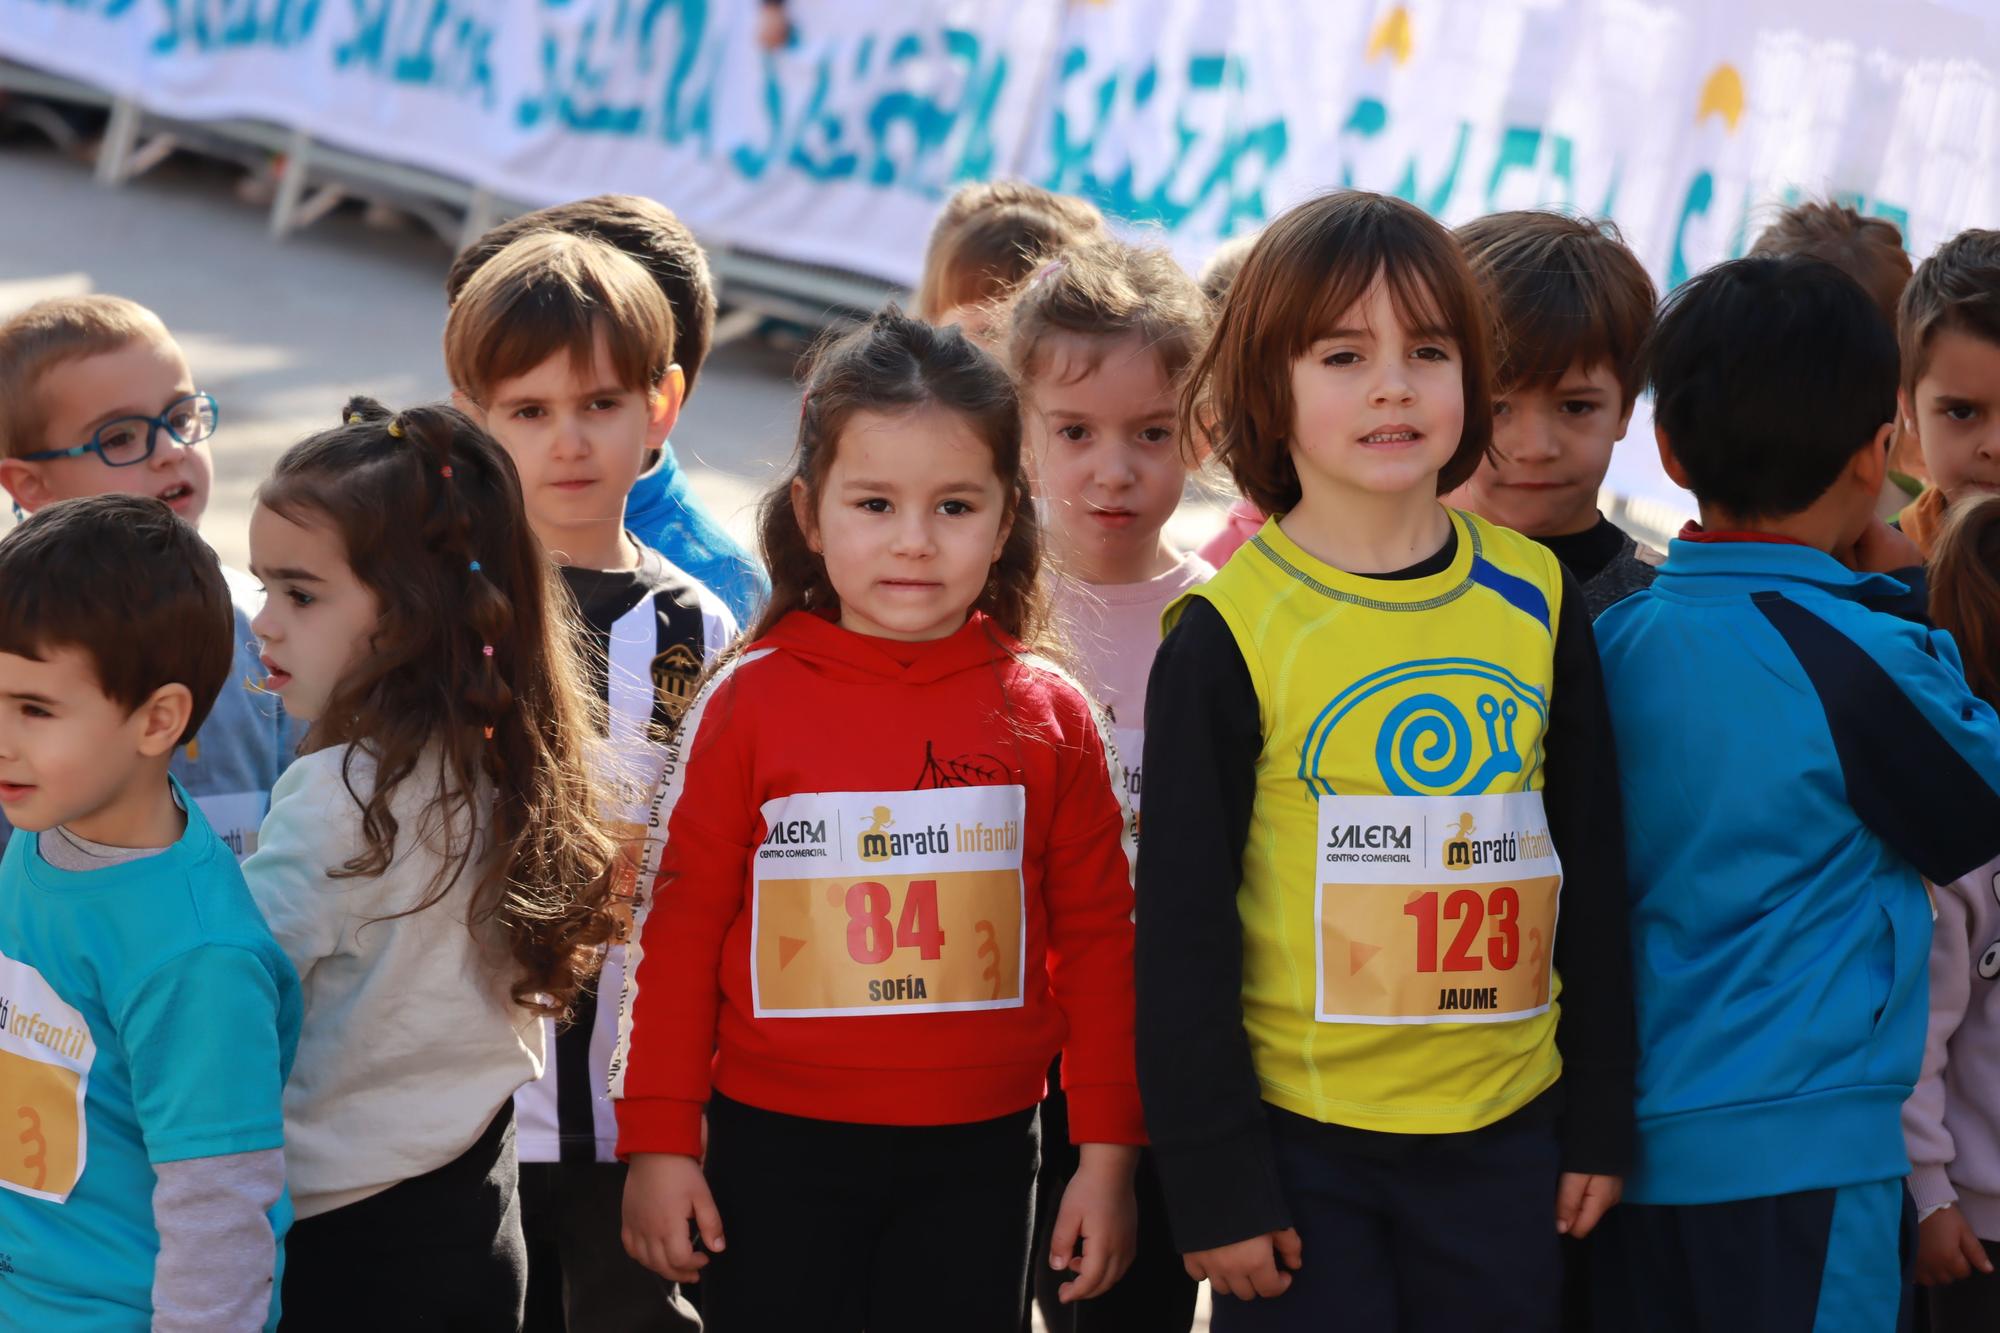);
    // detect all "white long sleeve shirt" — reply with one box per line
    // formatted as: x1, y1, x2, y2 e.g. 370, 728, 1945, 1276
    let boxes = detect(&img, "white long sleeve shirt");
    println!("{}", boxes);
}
244, 744, 542, 1219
